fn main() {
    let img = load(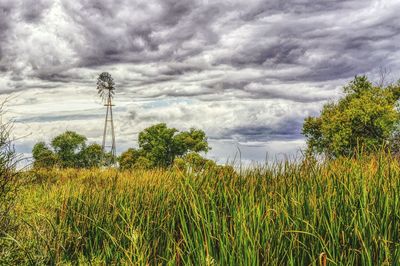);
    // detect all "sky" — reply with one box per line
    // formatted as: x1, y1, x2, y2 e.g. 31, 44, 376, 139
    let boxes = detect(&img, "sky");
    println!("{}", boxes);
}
0, 0, 399, 165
